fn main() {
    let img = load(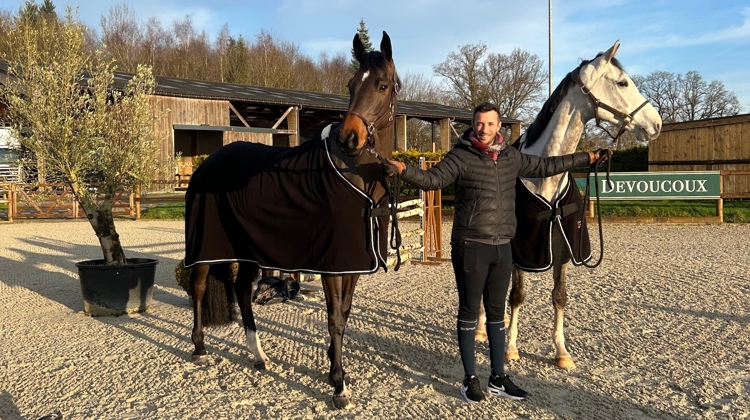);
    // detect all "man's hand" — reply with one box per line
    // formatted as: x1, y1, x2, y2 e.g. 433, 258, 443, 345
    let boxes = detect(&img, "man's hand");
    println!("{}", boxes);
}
383, 158, 406, 178
589, 148, 611, 165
